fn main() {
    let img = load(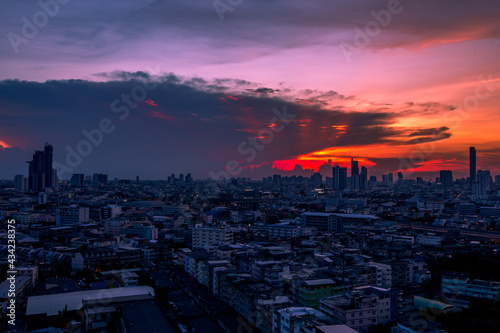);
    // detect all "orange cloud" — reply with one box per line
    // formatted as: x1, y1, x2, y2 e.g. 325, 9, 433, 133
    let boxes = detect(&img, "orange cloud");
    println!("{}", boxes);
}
0, 140, 11, 148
